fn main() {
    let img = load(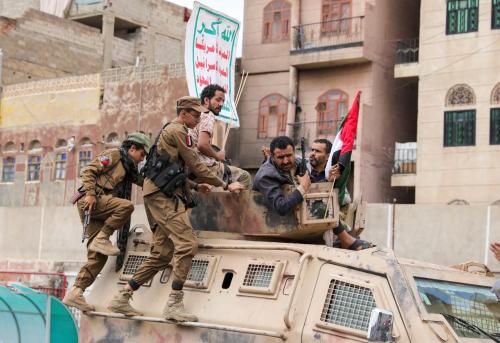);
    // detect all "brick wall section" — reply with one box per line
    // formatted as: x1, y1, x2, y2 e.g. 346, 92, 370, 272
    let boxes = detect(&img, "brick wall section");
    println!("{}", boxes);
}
112, 37, 135, 65
0, 0, 39, 19
0, 9, 104, 84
